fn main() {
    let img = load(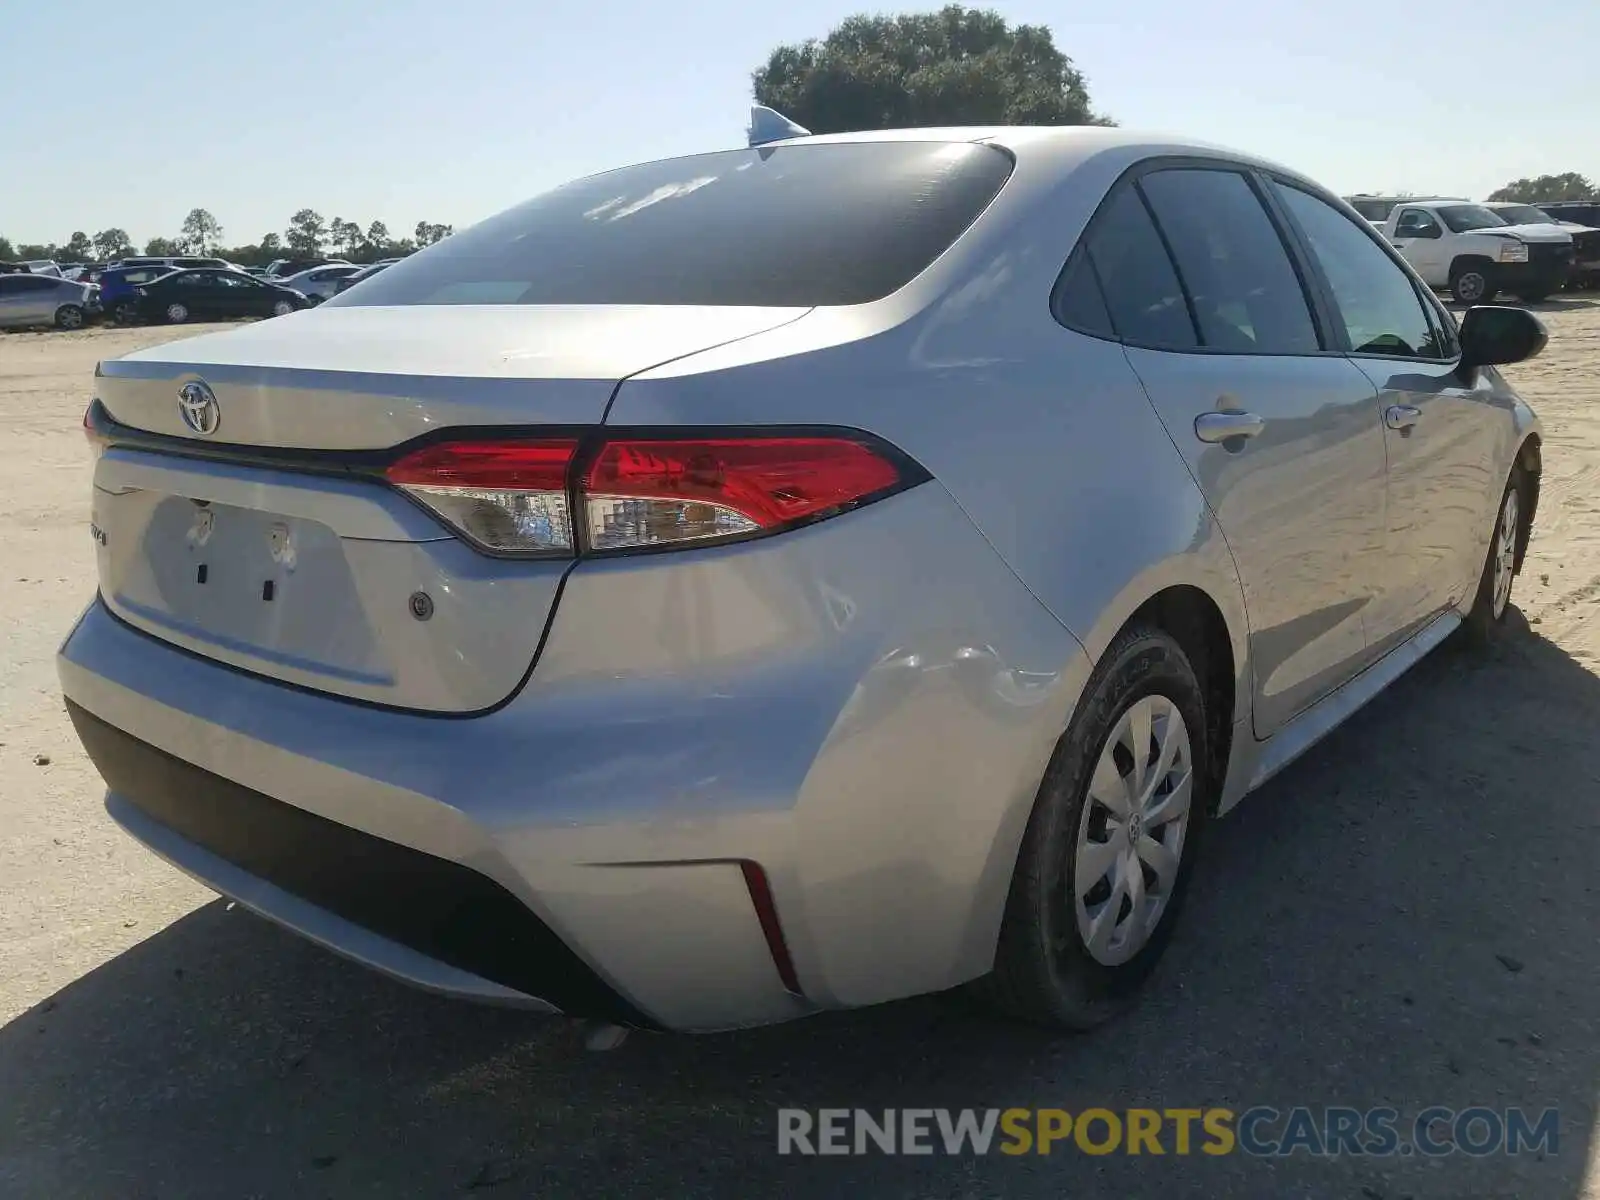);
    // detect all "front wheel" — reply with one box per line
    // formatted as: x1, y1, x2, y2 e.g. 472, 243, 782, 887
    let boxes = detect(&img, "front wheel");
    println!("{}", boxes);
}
975, 625, 1211, 1029
165, 302, 189, 324
271, 299, 295, 317
113, 302, 139, 325
1451, 265, 1497, 305
54, 304, 84, 330
1464, 466, 1527, 643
